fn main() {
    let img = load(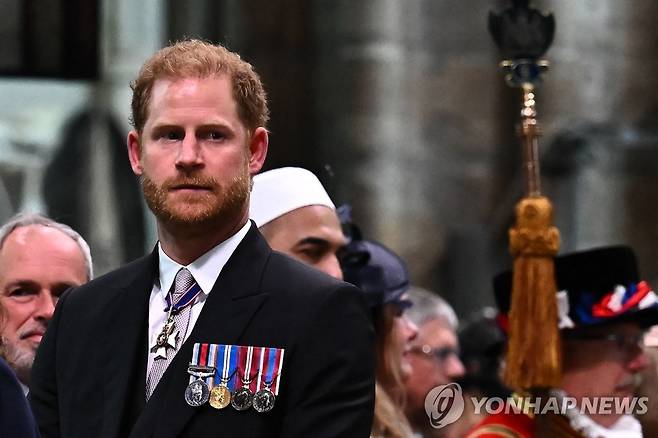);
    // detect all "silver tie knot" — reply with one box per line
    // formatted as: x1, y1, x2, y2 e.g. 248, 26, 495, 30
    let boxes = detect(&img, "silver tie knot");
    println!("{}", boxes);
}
173, 267, 195, 299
